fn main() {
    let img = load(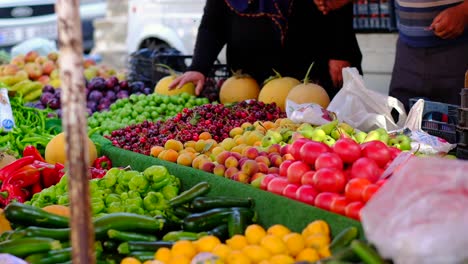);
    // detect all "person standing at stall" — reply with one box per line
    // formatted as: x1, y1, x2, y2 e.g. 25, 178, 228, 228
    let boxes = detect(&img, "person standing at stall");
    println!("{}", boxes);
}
169, 0, 362, 100
389, 0, 468, 111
